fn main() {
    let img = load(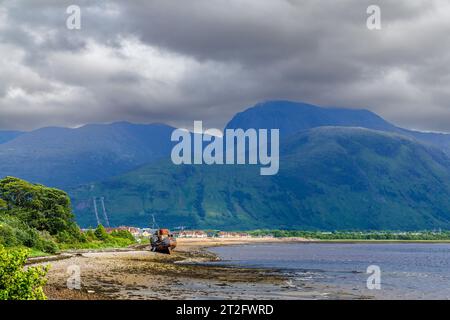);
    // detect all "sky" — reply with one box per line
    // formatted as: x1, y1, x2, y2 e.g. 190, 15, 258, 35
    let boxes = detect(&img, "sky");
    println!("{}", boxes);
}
0, 0, 450, 132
